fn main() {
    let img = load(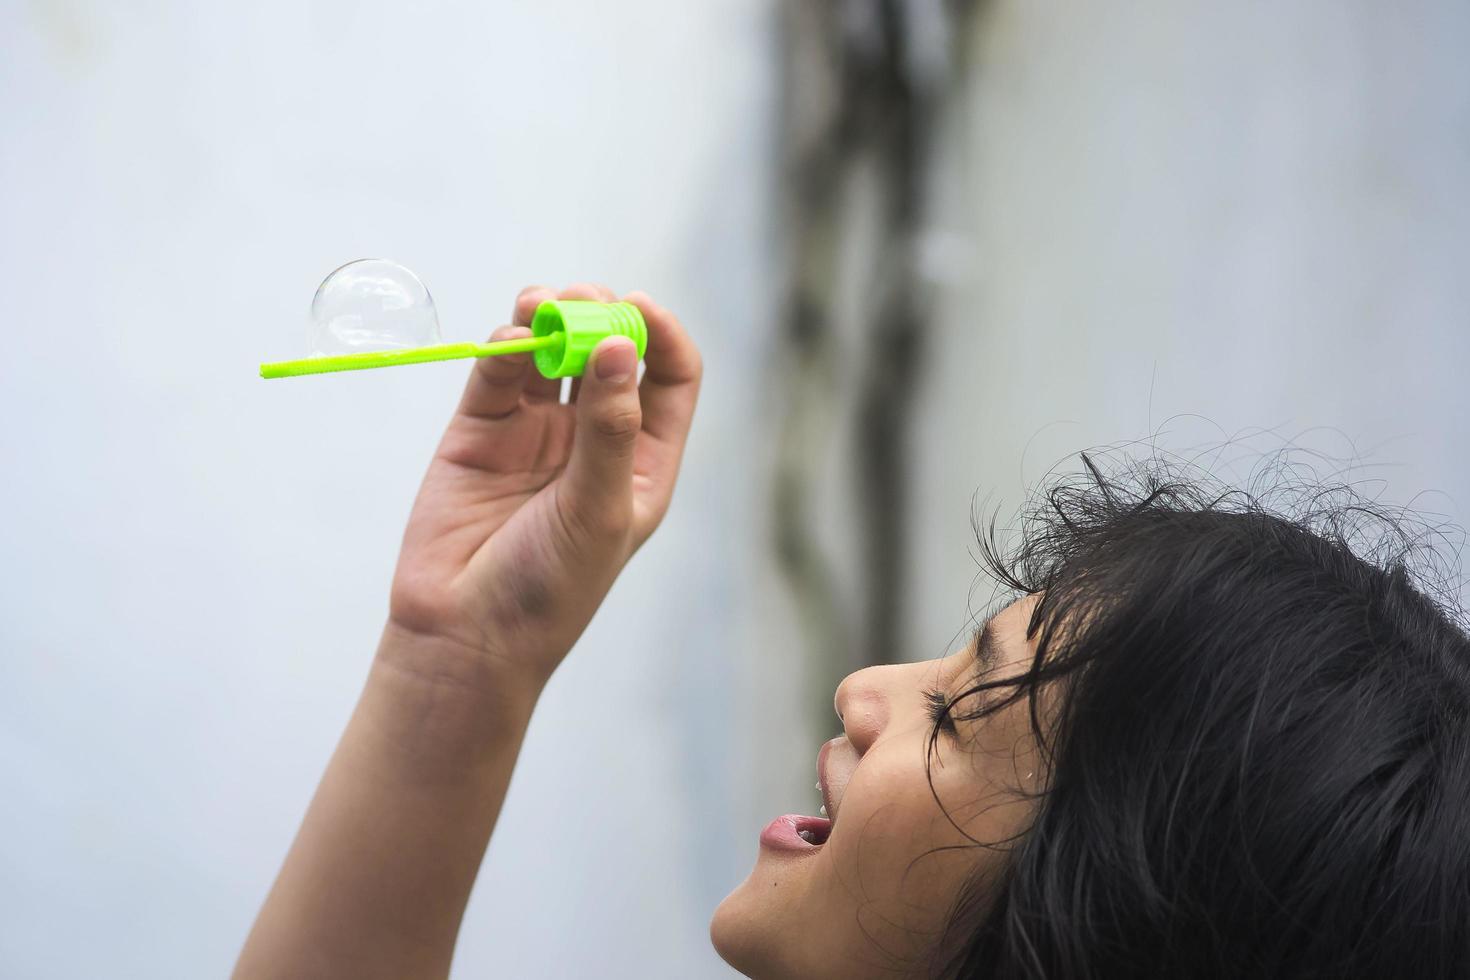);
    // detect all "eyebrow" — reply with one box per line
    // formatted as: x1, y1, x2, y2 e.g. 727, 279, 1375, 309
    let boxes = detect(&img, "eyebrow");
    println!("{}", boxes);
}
972, 618, 1000, 671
